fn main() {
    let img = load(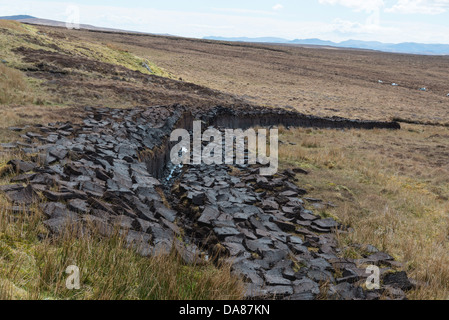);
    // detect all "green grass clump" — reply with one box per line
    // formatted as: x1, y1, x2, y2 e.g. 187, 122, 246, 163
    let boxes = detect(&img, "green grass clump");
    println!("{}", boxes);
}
0, 203, 244, 300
